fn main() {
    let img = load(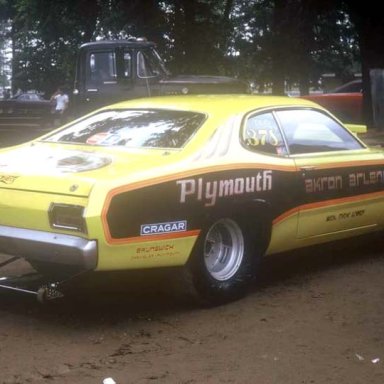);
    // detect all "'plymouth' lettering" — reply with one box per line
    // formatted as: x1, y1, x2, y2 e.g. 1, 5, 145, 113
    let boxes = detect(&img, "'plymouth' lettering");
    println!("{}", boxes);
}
176, 170, 273, 206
